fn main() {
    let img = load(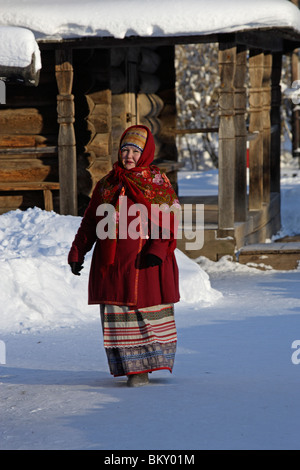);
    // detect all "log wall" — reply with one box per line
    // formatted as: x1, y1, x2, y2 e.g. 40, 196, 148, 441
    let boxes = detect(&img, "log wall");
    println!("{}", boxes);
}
73, 45, 178, 206
0, 50, 59, 213
0, 45, 178, 215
